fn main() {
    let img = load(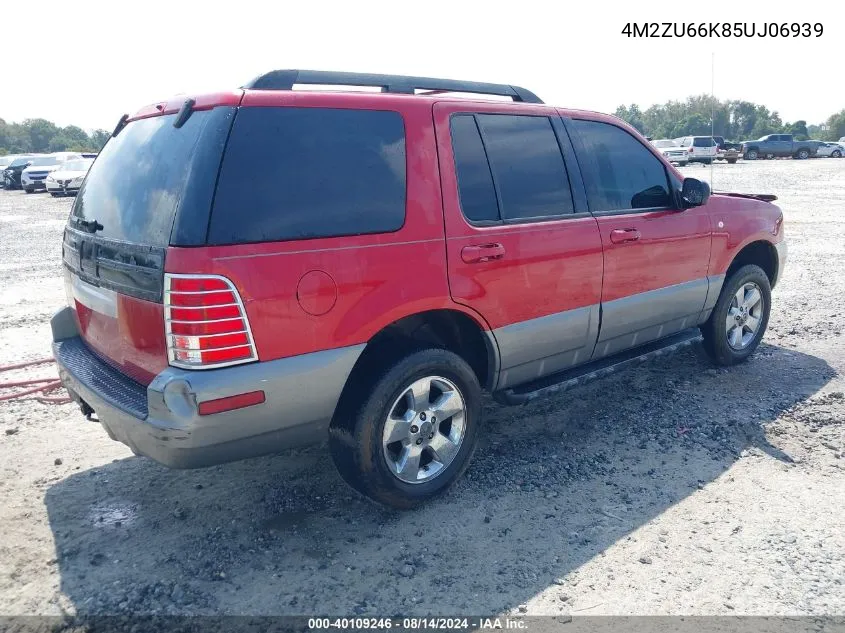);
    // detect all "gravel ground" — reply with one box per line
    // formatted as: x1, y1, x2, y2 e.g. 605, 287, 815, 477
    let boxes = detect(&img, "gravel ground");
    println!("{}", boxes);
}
0, 159, 843, 618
